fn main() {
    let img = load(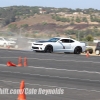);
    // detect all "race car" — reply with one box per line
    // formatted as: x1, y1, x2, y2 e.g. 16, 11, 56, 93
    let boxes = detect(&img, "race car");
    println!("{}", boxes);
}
32, 37, 86, 54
